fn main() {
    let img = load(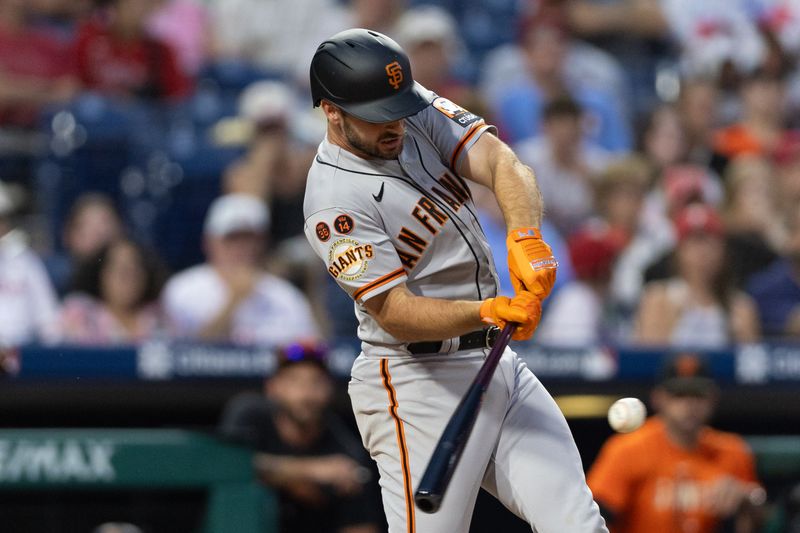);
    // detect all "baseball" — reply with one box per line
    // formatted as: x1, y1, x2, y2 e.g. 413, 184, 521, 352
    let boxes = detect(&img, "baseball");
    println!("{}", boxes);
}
607, 397, 646, 433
